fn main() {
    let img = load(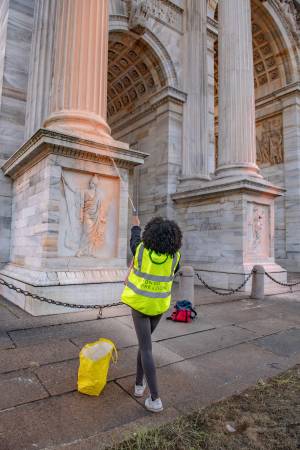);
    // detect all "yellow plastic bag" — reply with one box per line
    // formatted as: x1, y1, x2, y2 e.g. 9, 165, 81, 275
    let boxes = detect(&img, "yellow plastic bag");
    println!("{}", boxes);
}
77, 338, 117, 396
